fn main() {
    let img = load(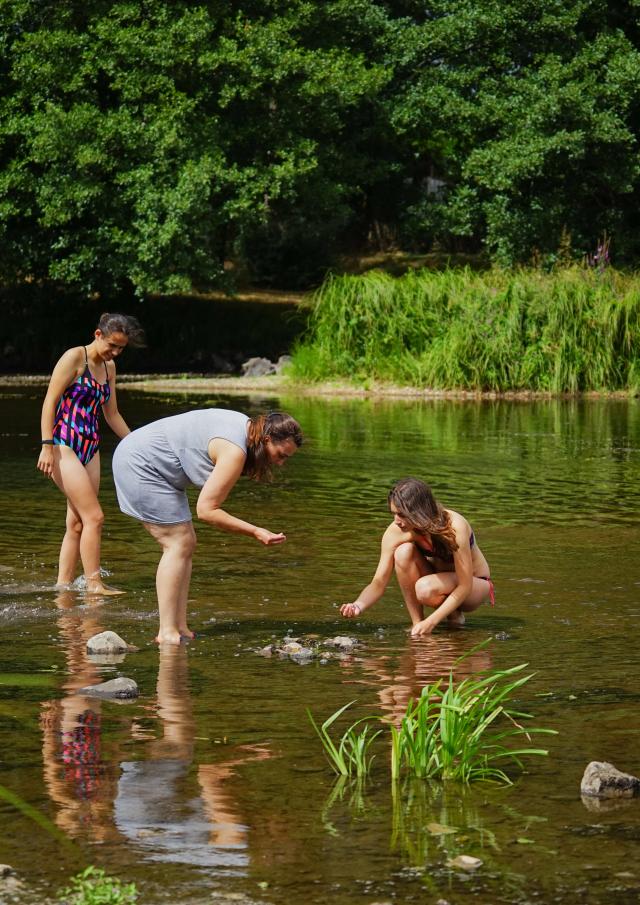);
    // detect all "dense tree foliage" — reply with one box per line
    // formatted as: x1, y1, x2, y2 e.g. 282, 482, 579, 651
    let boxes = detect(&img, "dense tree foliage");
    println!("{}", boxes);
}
1, 1, 639, 293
